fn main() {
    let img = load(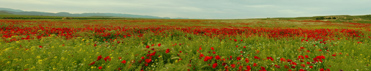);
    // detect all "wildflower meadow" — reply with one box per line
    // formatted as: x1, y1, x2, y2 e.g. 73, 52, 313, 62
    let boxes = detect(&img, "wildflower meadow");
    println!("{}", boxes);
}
0, 19, 370, 71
